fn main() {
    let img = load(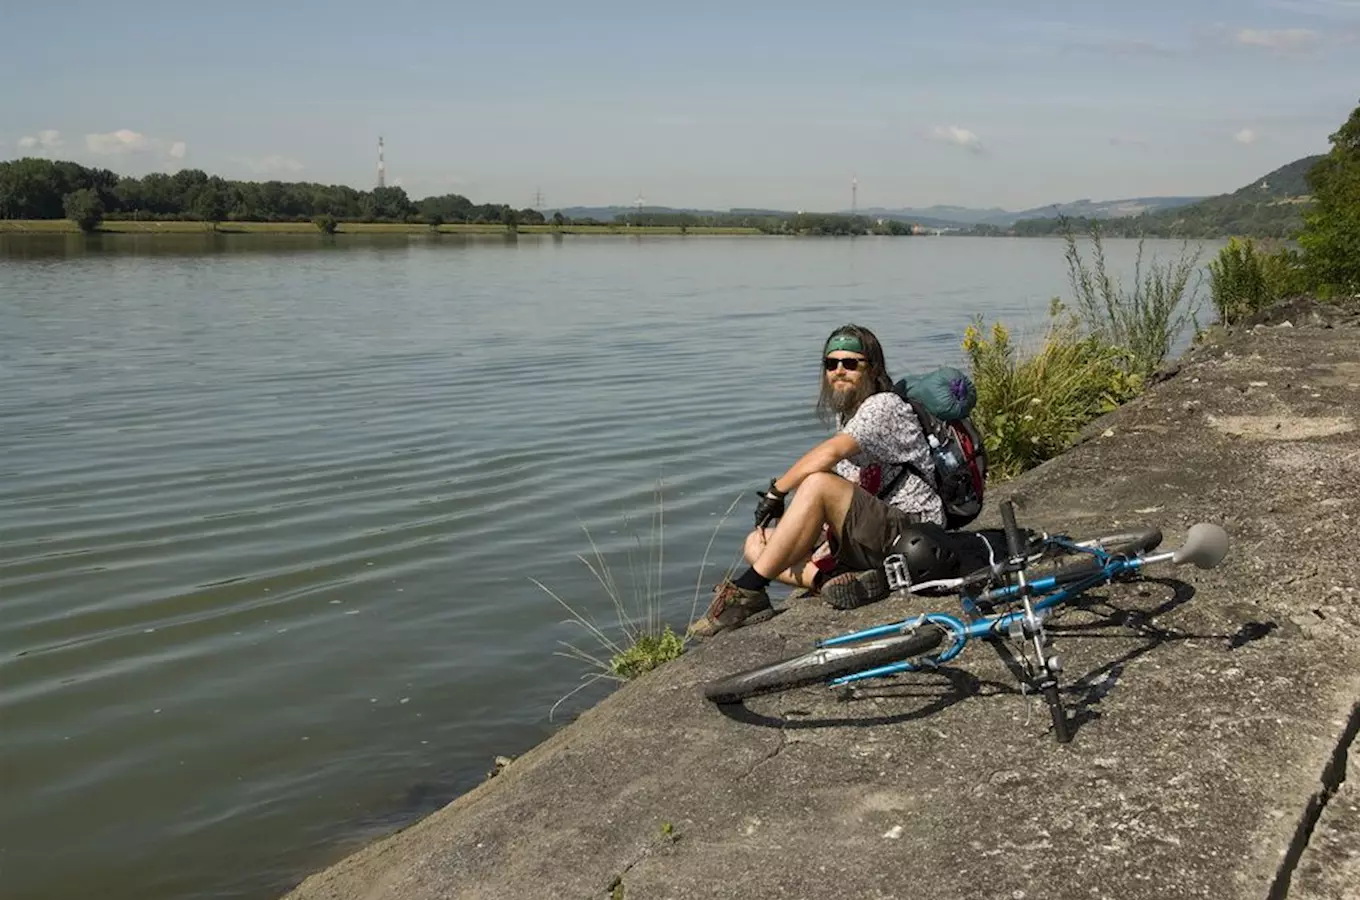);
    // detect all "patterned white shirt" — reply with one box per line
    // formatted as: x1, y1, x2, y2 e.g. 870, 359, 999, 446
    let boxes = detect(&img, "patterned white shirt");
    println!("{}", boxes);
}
834, 392, 944, 526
